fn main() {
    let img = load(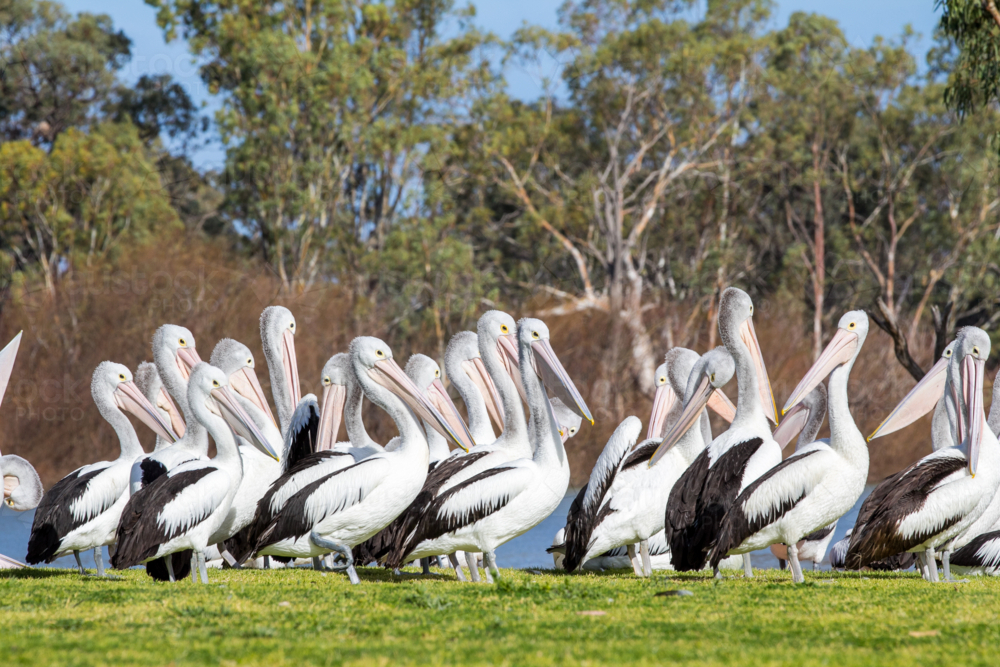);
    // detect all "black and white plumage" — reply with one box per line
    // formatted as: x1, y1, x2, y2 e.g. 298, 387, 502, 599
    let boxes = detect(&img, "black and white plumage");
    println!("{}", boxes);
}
845, 327, 1000, 582
129, 325, 206, 494
710, 312, 871, 583
112, 363, 277, 583
26, 362, 177, 575
949, 529, 1000, 575
385, 318, 593, 579
0, 331, 43, 514
250, 337, 474, 584
661, 288, 778, 574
